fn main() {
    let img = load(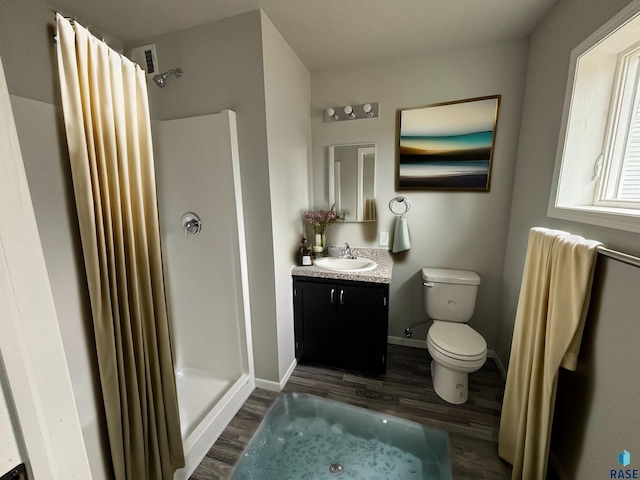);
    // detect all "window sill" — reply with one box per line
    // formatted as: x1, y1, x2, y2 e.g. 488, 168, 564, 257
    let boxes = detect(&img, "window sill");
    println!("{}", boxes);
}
548, 203, 640, 233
